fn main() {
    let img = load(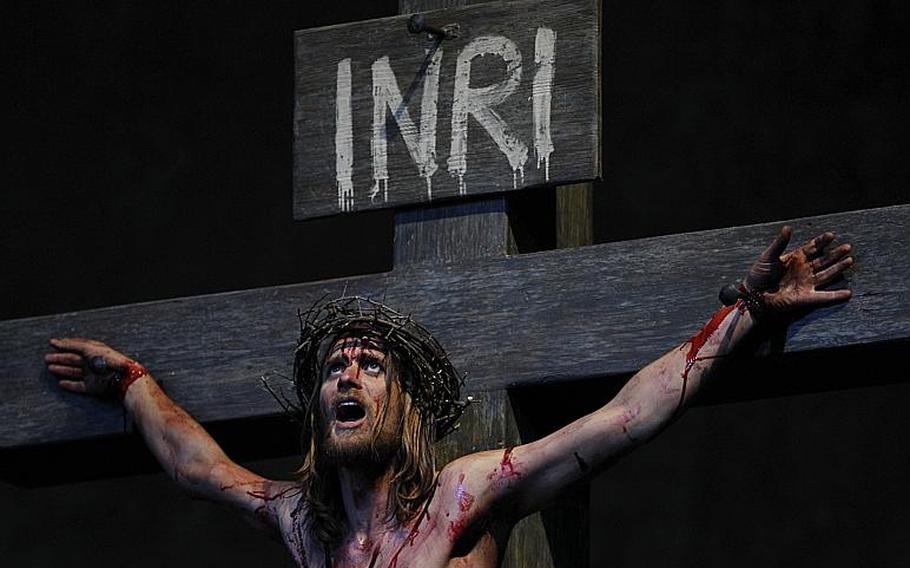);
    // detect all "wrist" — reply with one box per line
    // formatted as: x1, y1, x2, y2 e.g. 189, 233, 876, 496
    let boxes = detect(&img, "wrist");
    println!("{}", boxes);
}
738, 288, 767, 323
114, 360, 150, 400
718, 283, 768, 323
